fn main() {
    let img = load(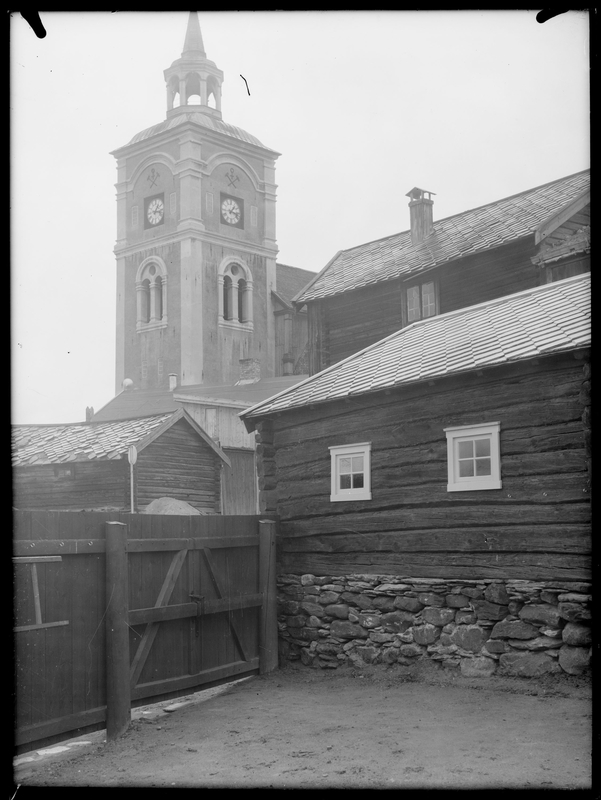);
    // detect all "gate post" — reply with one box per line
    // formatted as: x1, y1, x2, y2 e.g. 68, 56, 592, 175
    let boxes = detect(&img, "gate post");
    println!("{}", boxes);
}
105, 521, 131, 740
259, 519, 278, 674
